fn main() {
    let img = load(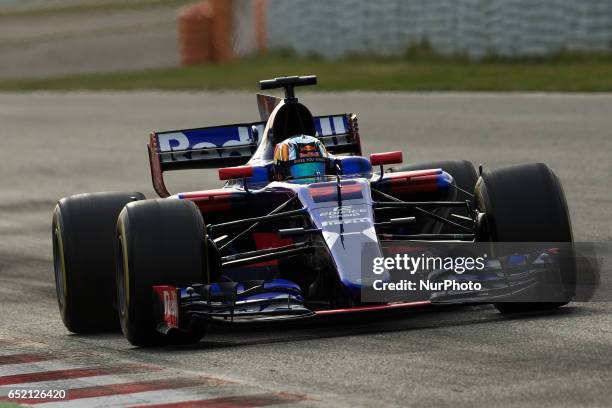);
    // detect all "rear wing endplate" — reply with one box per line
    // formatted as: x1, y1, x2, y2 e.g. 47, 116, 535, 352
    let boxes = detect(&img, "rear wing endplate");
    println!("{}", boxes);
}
148, 114, 361, 197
